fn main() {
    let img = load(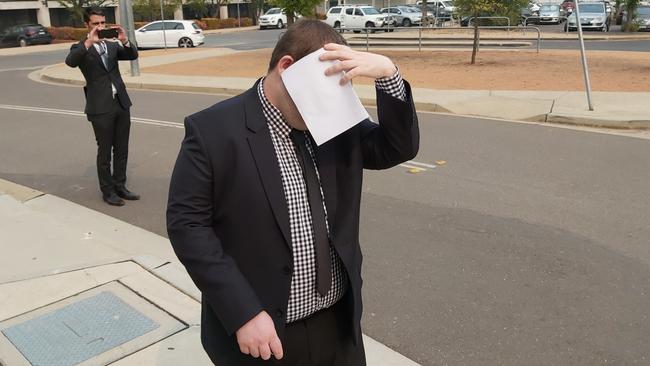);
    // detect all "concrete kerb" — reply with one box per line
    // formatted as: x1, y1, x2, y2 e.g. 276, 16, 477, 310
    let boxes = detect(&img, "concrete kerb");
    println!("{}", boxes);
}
34, 59, 650, 130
